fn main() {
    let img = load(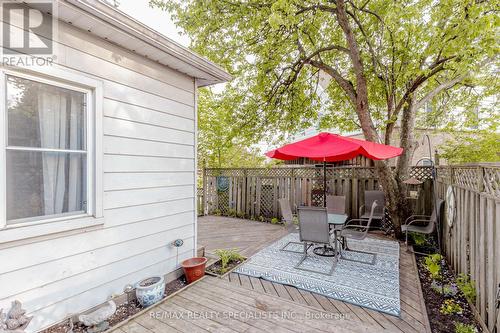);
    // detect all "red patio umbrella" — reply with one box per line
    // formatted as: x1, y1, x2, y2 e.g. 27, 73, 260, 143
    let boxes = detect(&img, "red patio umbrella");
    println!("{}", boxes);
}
265, 132, 403, 206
